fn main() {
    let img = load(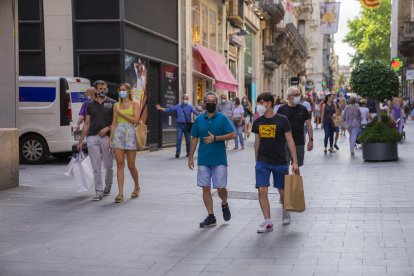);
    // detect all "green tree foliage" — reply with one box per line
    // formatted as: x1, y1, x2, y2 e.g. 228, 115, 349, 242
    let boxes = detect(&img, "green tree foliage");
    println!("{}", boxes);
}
343, 0, 391, 65
351, 60, 399, 123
